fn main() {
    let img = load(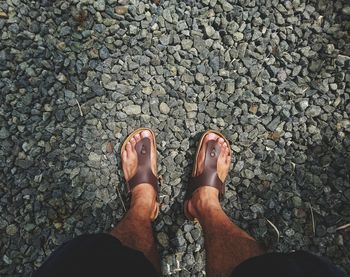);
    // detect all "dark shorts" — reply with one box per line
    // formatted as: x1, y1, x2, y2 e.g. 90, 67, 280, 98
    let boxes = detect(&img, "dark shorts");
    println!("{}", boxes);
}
33, 234, 348, 277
